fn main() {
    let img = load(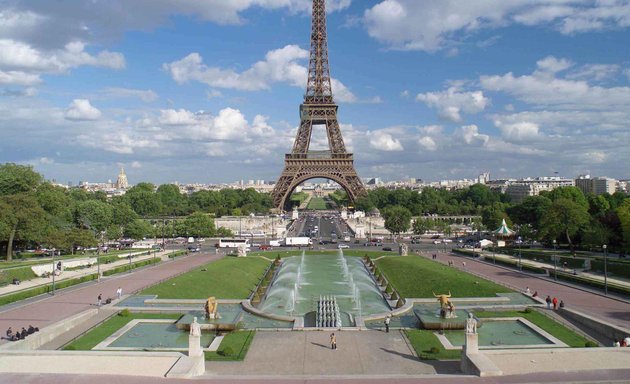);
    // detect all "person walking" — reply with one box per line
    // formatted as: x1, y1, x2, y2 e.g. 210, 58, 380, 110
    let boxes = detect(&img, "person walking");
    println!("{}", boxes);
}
330, 332, 337, 350
552, 297, 558, 310
97, 294, 102, 307
384, 315, 391, 333
545, 295, 551, 309
116, 287, 123, 300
